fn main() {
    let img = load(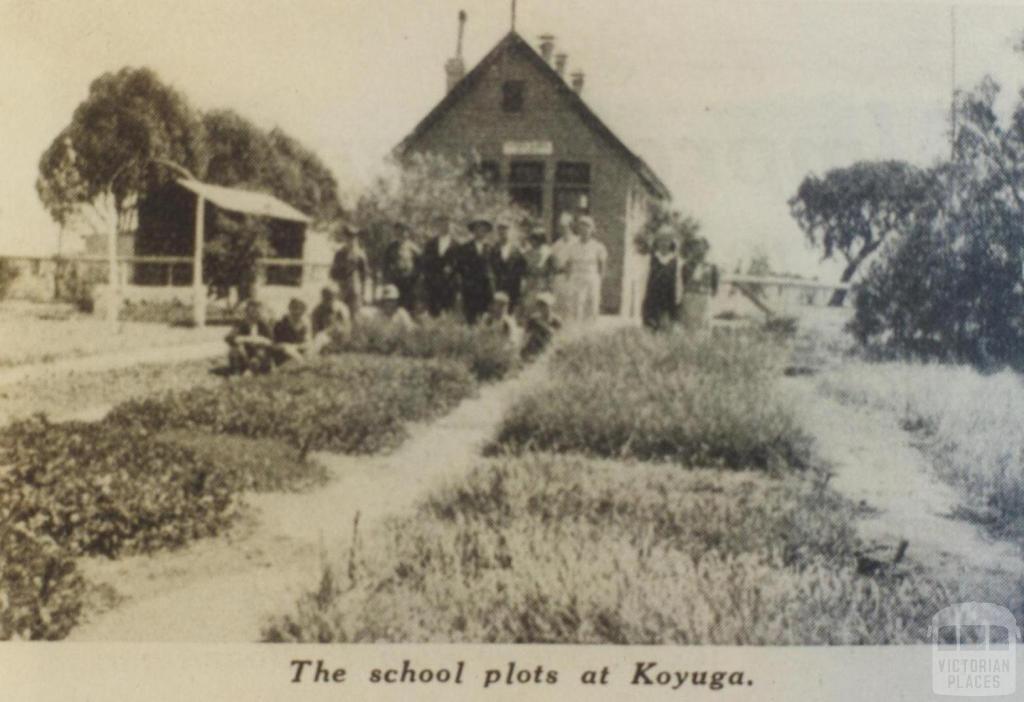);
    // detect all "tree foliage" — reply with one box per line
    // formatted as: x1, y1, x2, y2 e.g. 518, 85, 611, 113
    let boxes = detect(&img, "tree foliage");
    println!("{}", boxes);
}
789, 160, 937, 304
850, 79, 1024, 369
36, 67, 206, 237
352, 152, 524, 270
